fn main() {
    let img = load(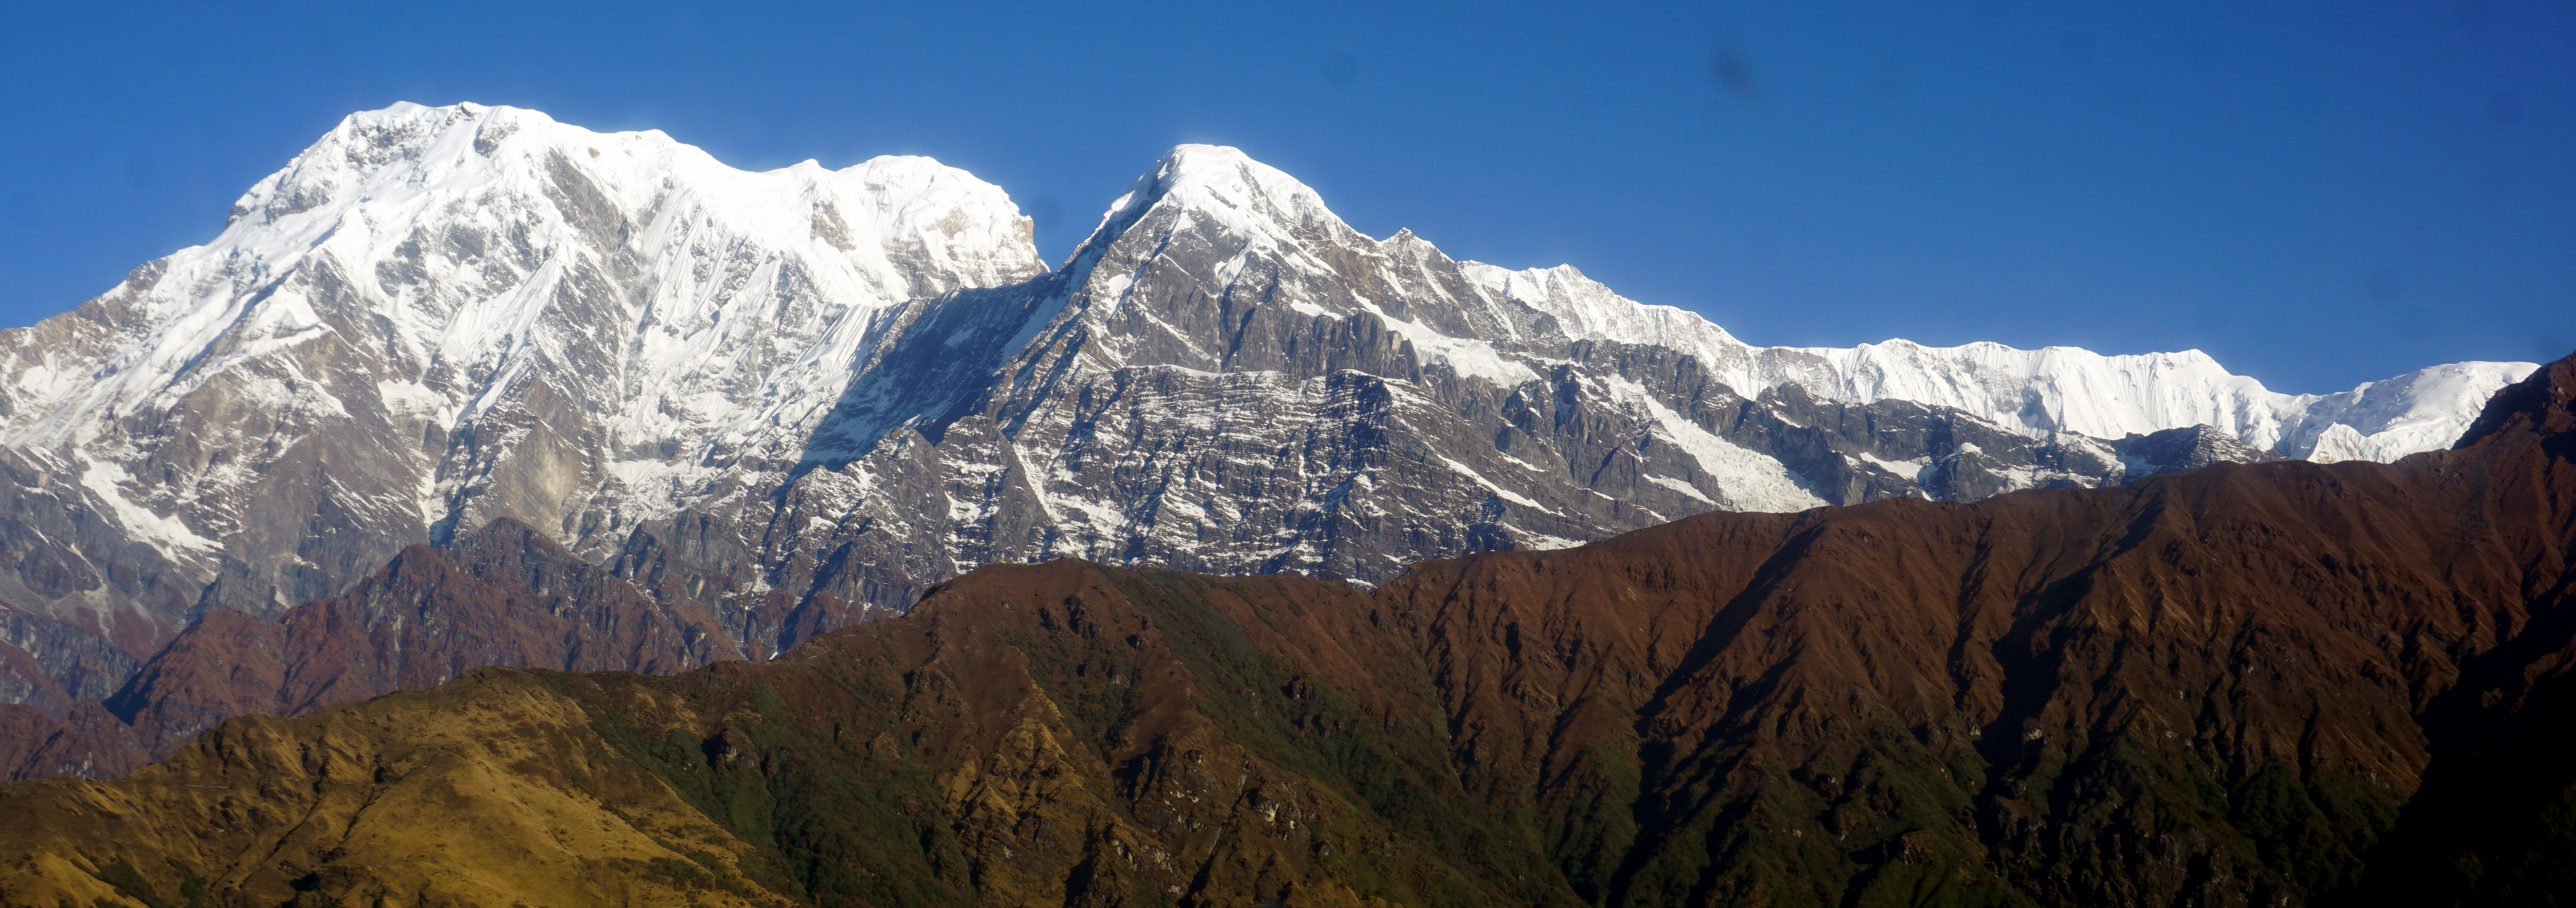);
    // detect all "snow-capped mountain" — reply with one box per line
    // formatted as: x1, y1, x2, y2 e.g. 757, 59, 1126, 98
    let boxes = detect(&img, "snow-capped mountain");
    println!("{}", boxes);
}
0, 104, 2537, 710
